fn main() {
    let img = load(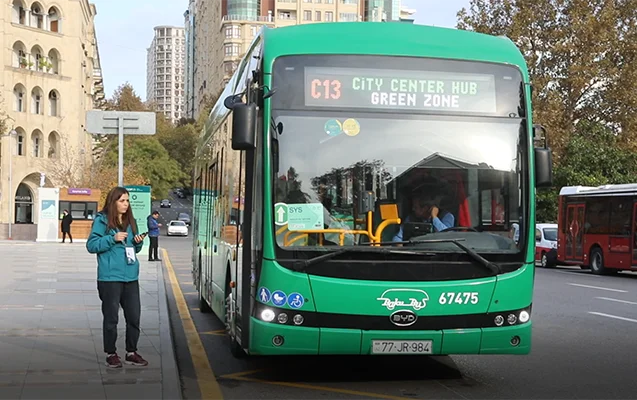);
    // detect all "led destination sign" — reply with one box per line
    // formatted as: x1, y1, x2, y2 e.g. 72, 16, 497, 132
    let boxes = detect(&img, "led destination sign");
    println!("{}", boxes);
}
304, 67, 498, 114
